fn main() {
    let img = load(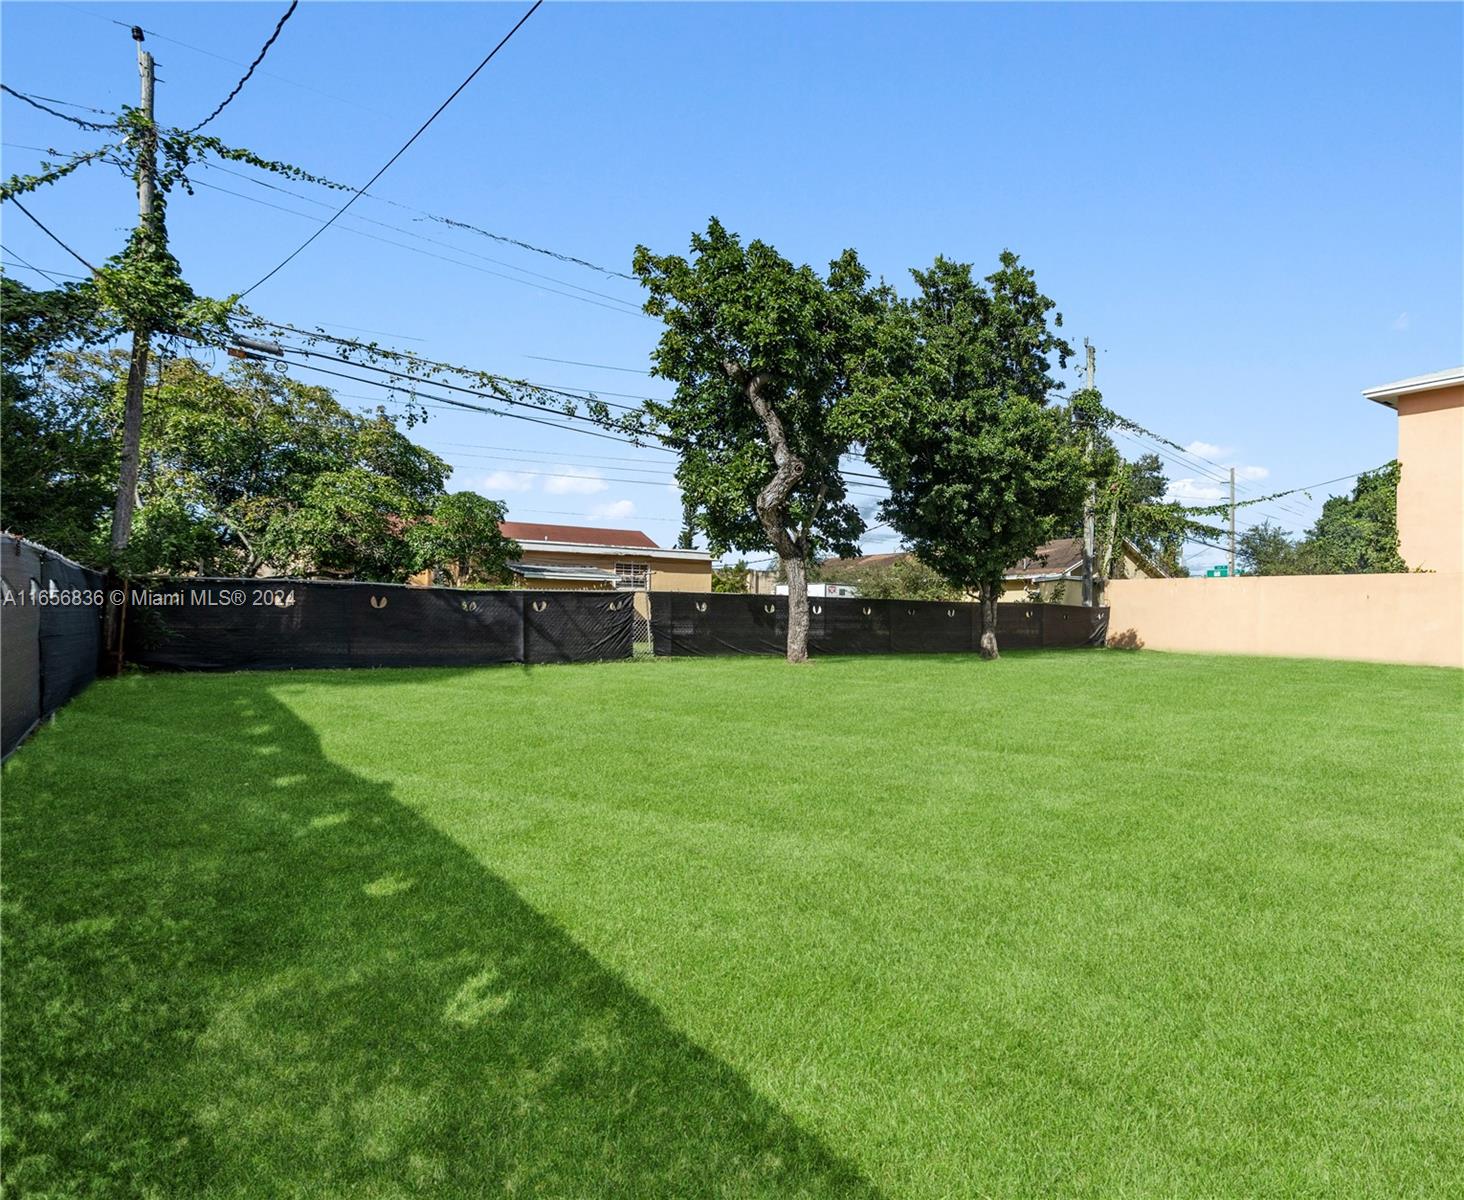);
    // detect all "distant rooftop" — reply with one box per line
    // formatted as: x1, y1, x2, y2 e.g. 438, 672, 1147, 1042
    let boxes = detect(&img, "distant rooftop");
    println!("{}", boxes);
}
499, 521, 659, 550
1362, 366, 1464, 408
